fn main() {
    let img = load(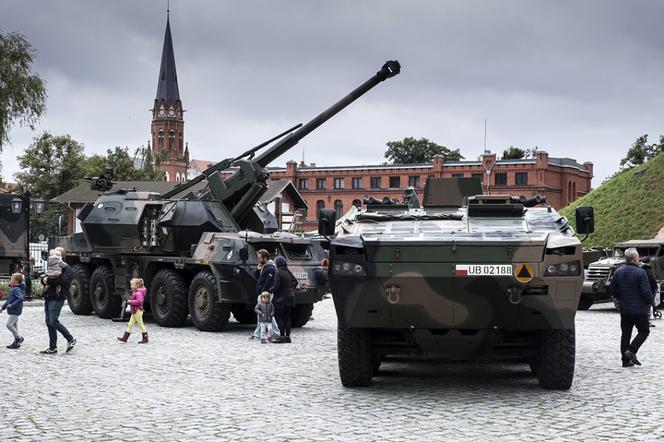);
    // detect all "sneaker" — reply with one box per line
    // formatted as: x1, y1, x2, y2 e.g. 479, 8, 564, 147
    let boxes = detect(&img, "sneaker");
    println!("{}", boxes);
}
271, 336, 285, 344
622, 360, 635, 367
284, 336, 292, 343
260, 338, 267, 344
248, 335, 256, 340
17, 336, 24, 344
66, 338, 76, 353
6, 341, 18, 349
623, 349, 641, 366
40, 348, 57, 354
